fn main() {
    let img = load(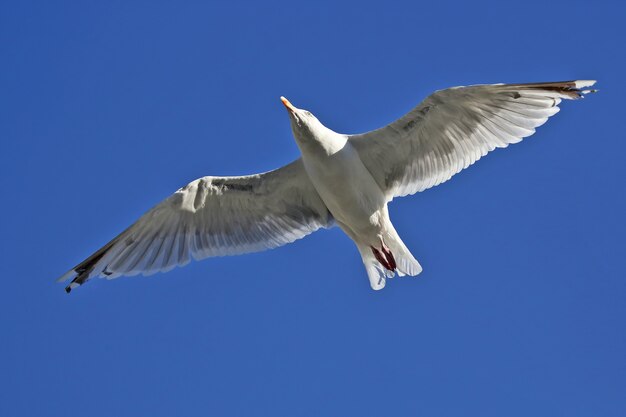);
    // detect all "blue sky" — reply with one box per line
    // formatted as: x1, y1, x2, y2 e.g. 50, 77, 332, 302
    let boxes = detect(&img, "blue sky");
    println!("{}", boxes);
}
1, 1, 625, 416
